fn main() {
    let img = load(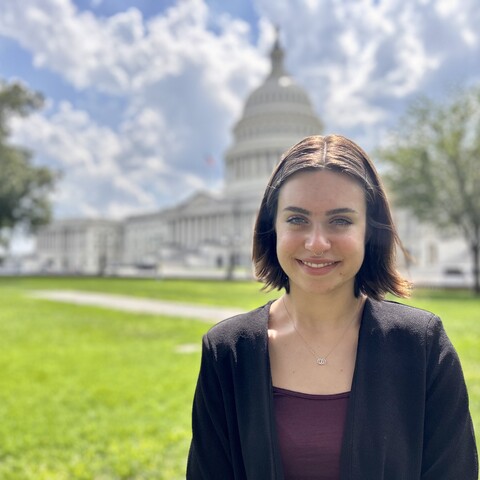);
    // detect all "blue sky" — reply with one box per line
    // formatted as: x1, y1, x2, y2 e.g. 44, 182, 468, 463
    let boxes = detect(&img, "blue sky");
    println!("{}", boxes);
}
1, 0, 480, 252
